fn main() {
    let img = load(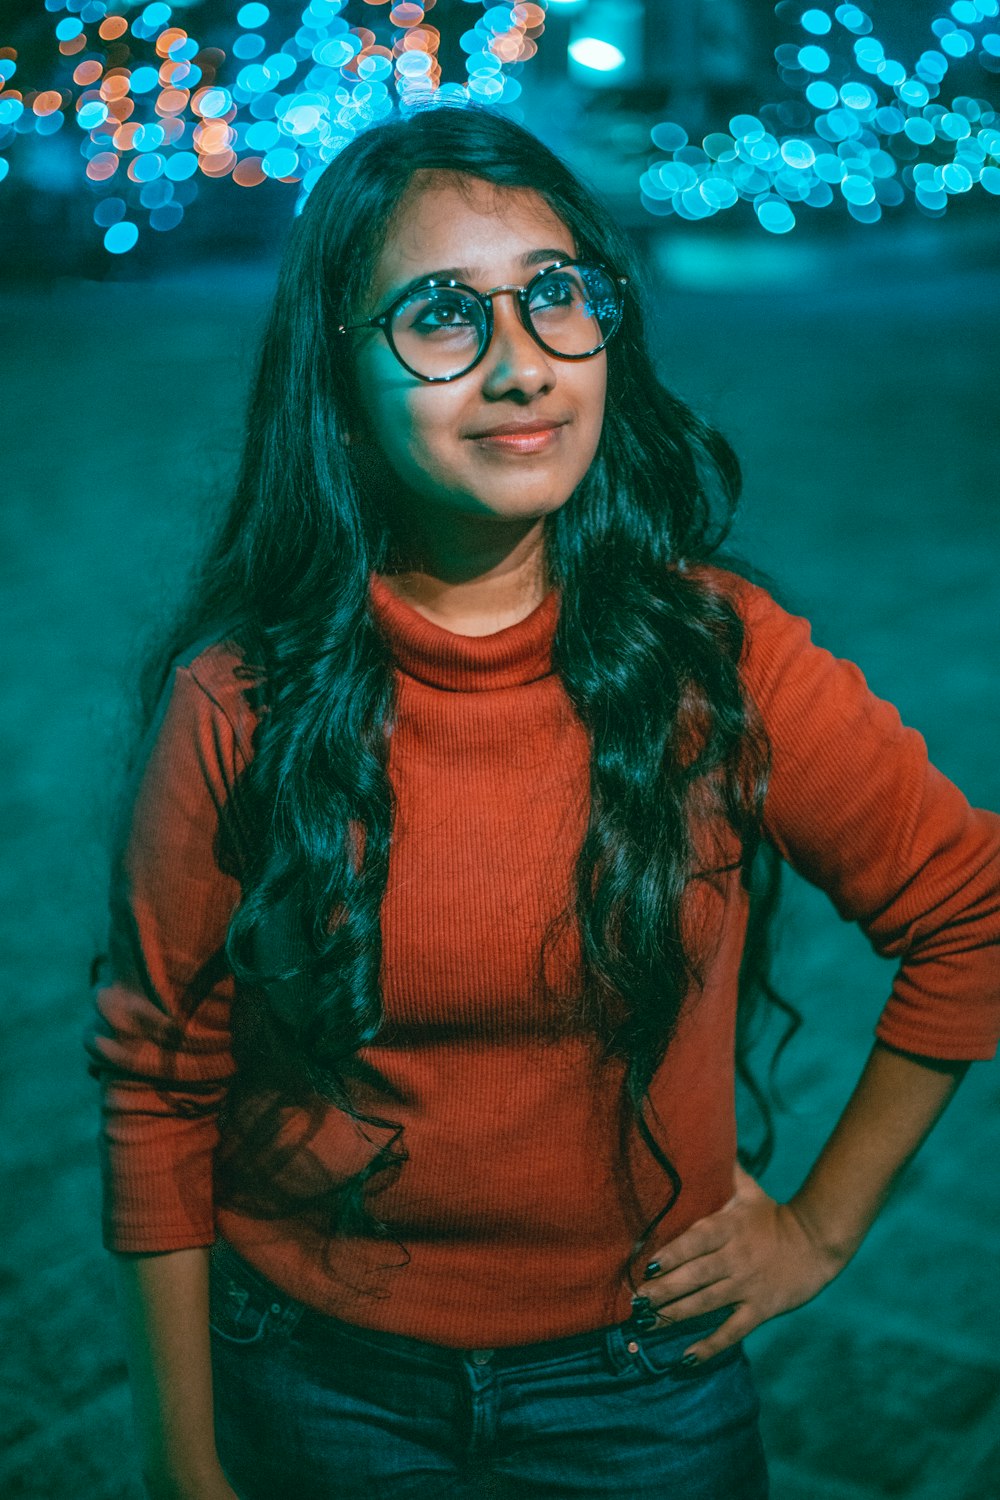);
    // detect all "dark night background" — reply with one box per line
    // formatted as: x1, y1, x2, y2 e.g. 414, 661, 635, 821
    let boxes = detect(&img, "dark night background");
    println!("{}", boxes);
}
1, 1, 998, 1495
